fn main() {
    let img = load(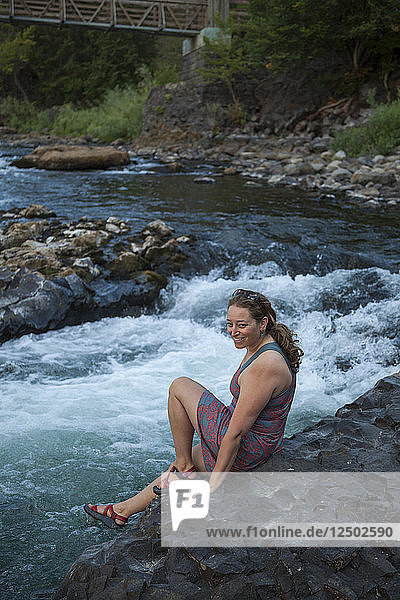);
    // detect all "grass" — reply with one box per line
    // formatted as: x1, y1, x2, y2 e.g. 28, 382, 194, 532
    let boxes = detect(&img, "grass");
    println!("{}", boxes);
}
0, 84, 151, 142
332, 97, 400, 157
